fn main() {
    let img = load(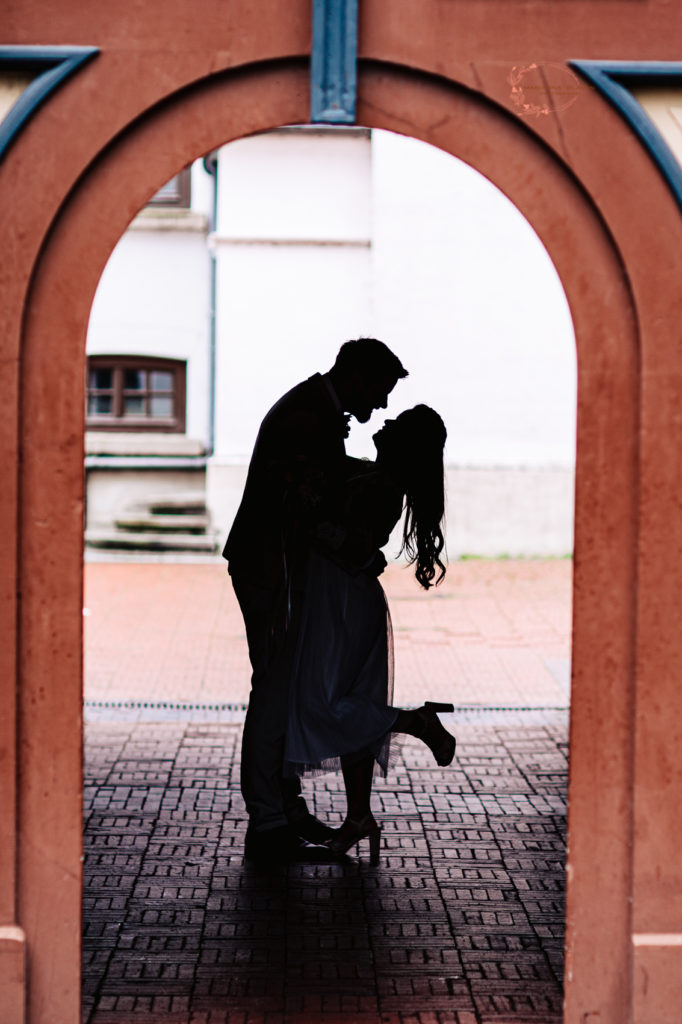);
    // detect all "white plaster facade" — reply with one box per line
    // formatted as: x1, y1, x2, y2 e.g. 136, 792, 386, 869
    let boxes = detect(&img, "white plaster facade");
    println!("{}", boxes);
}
85, 127, 576, 556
